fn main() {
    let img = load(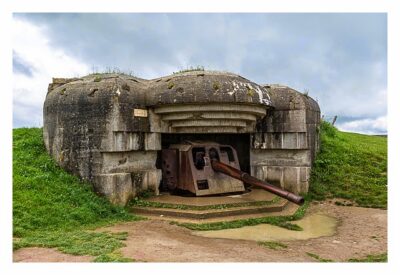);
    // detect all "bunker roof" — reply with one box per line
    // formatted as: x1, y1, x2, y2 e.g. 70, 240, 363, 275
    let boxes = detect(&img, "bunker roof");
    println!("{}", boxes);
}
48, 71, 273, 107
